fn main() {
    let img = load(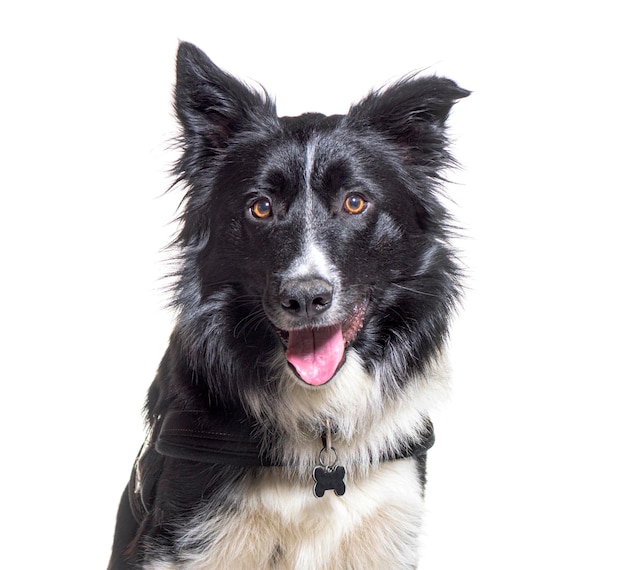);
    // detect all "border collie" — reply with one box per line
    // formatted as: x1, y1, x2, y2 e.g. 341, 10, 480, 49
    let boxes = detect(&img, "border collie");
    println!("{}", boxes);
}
108, 41, 468, 569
